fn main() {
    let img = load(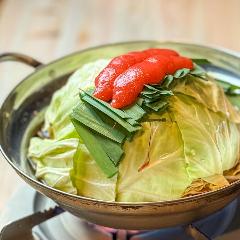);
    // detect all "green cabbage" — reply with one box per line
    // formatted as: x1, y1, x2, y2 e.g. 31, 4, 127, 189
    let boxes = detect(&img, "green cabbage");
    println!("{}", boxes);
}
28, 60, 240, 202
70, 143, 117, 201
117, 114, 191, 201
28, 60, 109, 195
43, 59, 110, 140
28, 137, 78, 194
